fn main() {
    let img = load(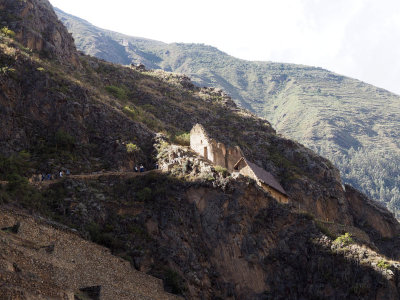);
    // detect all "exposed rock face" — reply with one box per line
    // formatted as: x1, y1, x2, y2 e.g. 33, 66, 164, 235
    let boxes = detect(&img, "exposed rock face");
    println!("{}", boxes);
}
0, 0, 80, 67
0, 44, 154, 173
40, 169, 400, 299
55, 7, 400, 214
345, 184, 400, 258
1, 1, 400, 299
